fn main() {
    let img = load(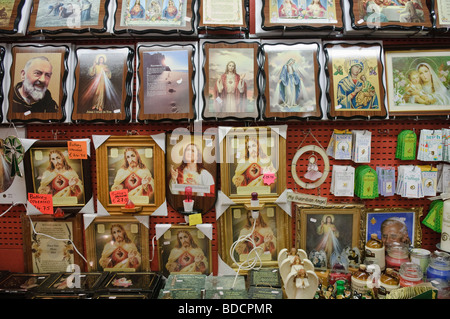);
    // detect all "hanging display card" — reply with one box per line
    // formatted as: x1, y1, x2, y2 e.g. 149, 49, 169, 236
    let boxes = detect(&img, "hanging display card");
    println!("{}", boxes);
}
327, 129, 352, 160
419, 165, 438, 197
354, 165, 378, 199
437, 163, 450, 193
397, 165, 423, 198
352, 130, 371, 163
376, 167, 396, 197
443, 128, 450, 163
396, 130, 417, 161
330, 165, 354, 197
418, 129, 443, 162
422, 200, 443, 232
